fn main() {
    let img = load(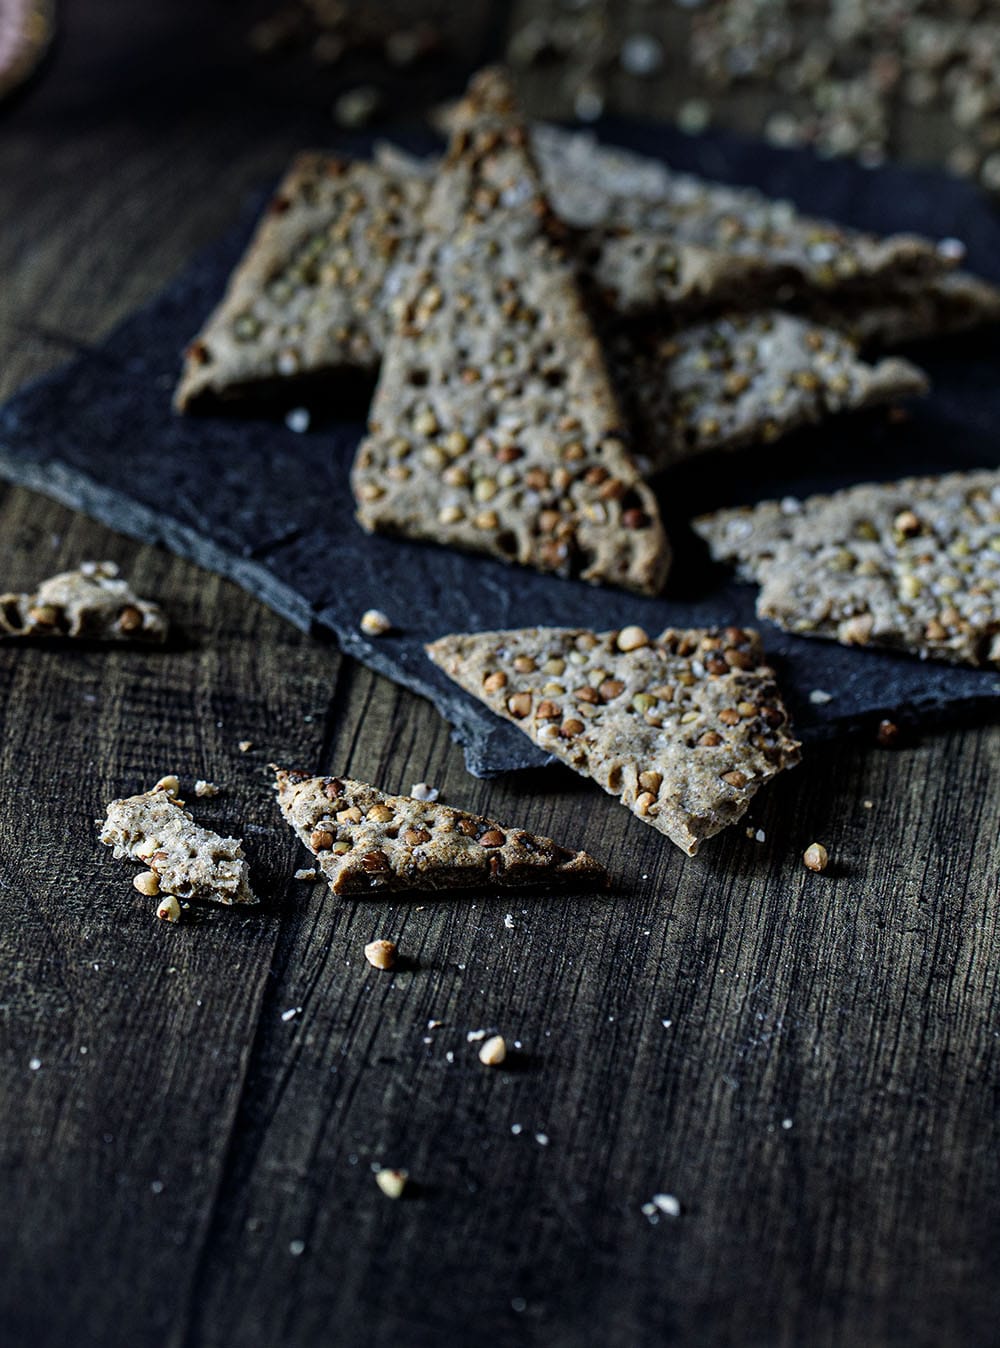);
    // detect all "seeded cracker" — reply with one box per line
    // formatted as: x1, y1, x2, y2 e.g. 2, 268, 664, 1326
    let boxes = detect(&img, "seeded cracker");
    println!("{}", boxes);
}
693, 469, 1000, 668
531, 124, 956, 295
426, 626, 801, 856
174, 154, 426, 411
0, 561, 167, 642
273, 768, 607, 895
613, 312, 928, 475
99, 788, 257, 905
351, 69, 669, 594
